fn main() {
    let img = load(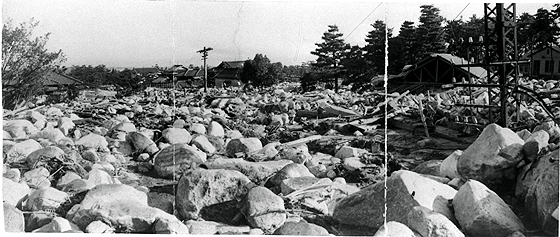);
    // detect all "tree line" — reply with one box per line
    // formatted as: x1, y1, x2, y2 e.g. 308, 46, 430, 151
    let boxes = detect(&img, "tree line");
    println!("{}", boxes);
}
303, 4, 560, 92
